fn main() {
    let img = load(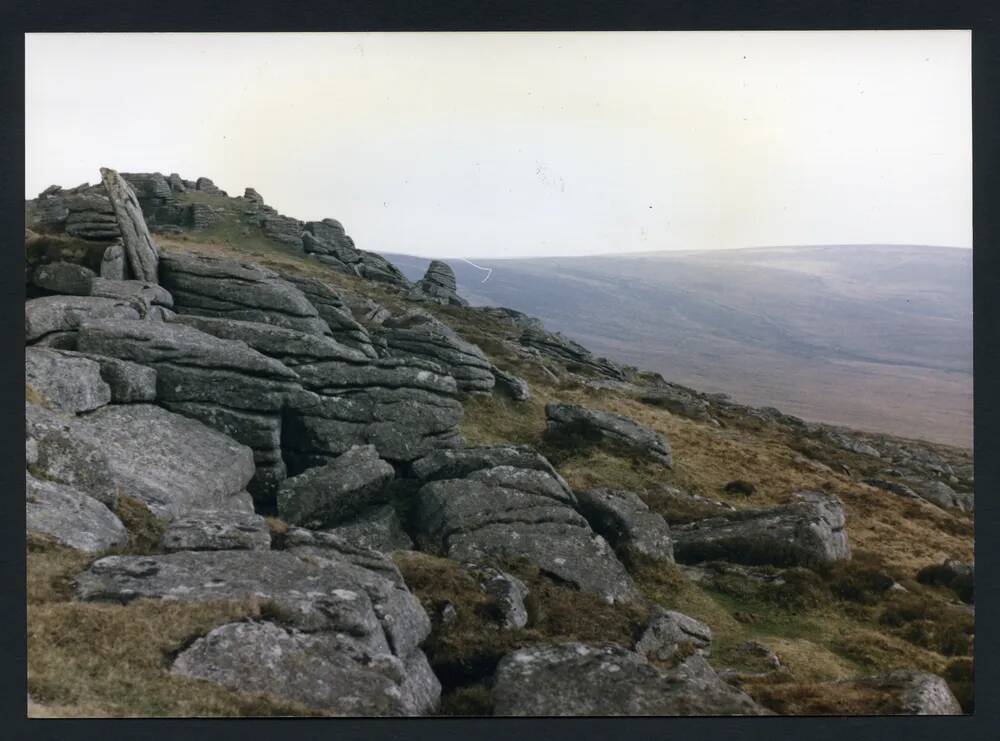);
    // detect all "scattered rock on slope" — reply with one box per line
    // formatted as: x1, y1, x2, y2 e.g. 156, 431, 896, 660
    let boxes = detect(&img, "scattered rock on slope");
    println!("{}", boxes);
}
671, 491, 851, 567
491, 643, 765, 716
635, 607, 713, 662
546, 402, 673, 467
574, 488, 674, 566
